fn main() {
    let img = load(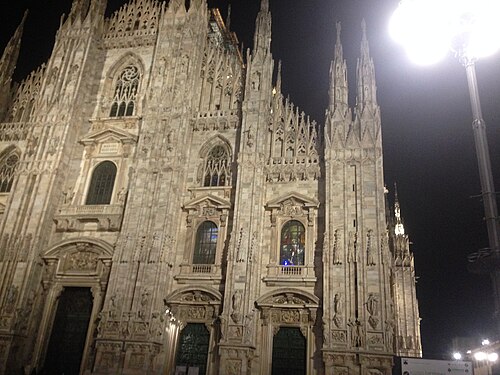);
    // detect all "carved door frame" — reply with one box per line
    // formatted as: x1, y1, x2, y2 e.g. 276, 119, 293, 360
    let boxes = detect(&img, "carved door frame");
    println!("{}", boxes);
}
164, 287, 222, 375
35, 238, 113, 373
255, 289, 319, 375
